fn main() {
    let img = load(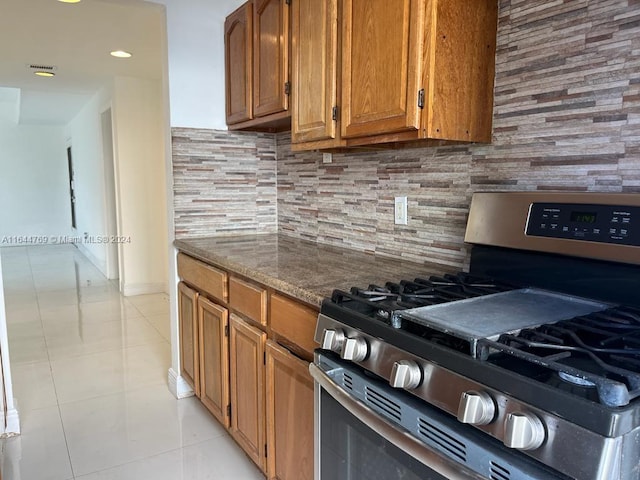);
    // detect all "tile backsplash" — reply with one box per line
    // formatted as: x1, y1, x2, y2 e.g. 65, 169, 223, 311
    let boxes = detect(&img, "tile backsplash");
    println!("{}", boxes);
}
173, 0, 640, 270
172, 128, 277, 238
